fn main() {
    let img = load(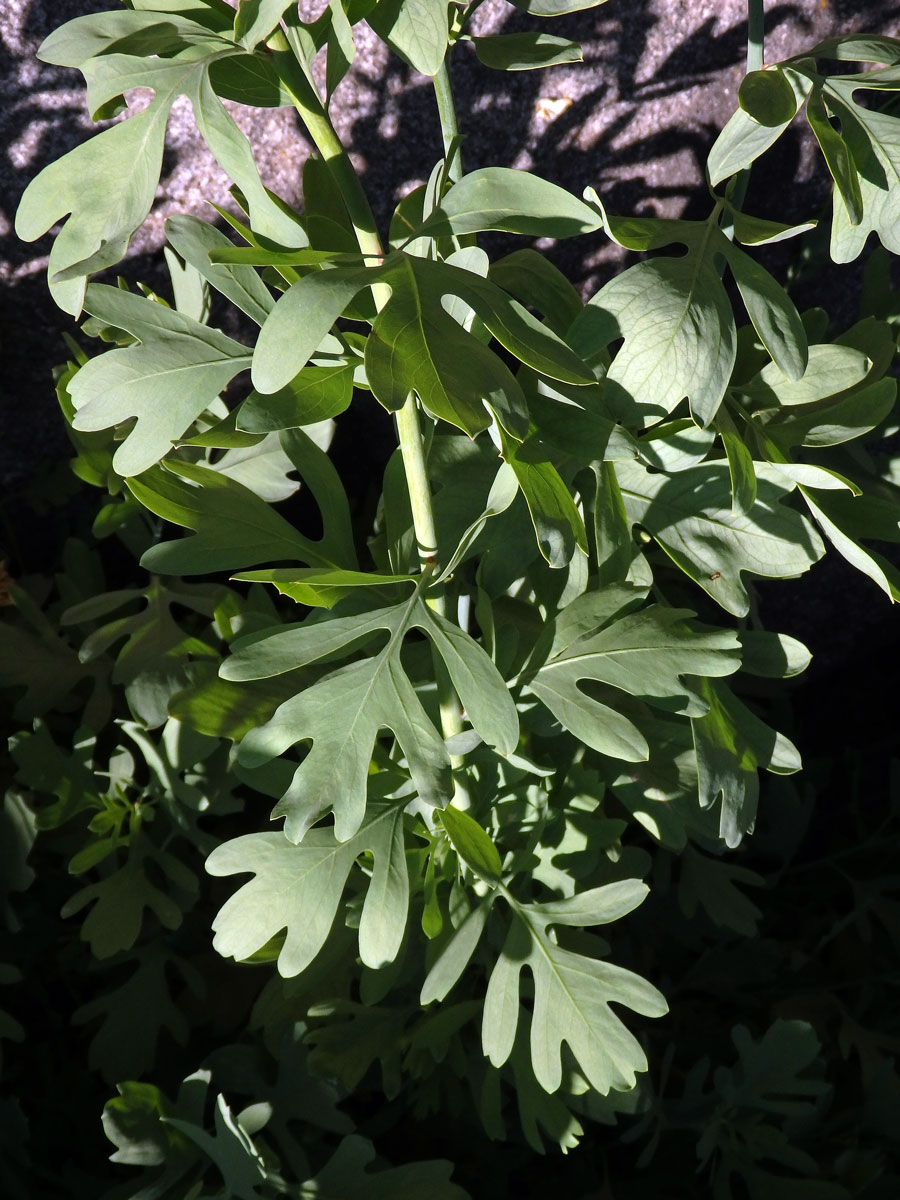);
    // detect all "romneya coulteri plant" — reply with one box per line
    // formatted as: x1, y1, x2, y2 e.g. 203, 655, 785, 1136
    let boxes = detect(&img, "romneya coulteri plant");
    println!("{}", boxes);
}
6, 0, 900, 1193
